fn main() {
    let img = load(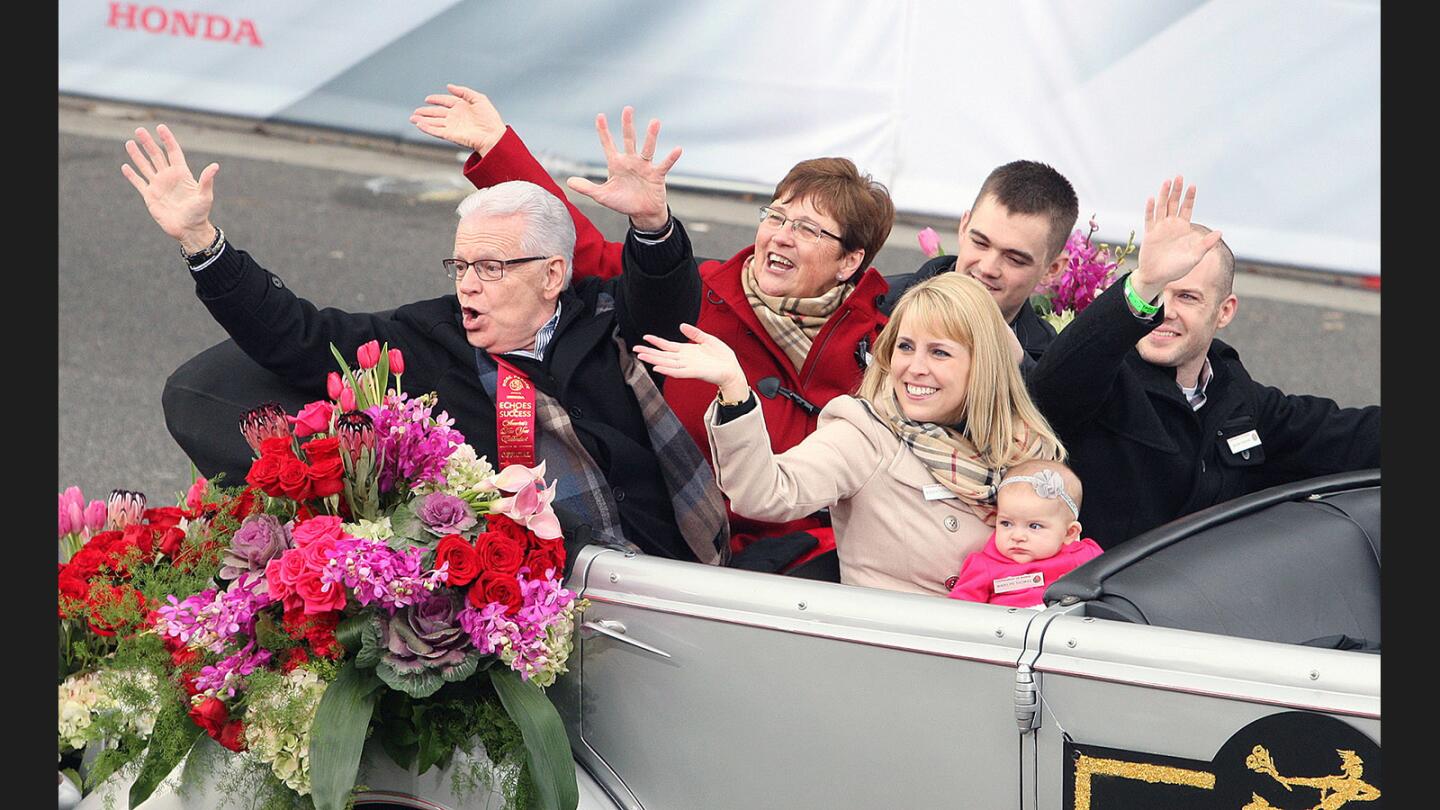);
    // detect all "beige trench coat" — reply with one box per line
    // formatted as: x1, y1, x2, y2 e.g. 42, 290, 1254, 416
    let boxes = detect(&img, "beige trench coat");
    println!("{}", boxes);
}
706, 395, 992, 596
